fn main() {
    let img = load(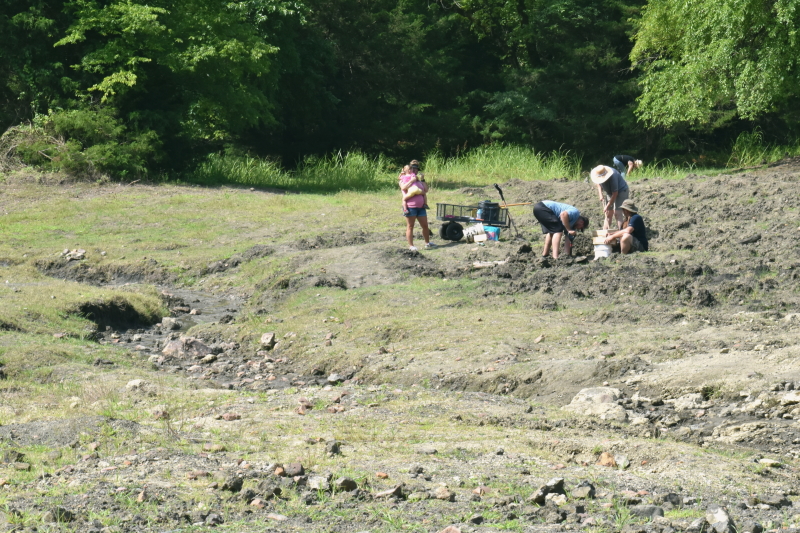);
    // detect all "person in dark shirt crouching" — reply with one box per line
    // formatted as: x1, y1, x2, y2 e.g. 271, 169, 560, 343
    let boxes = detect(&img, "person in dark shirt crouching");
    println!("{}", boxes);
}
612, 155, 642, 178
603, 199, 648, 254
